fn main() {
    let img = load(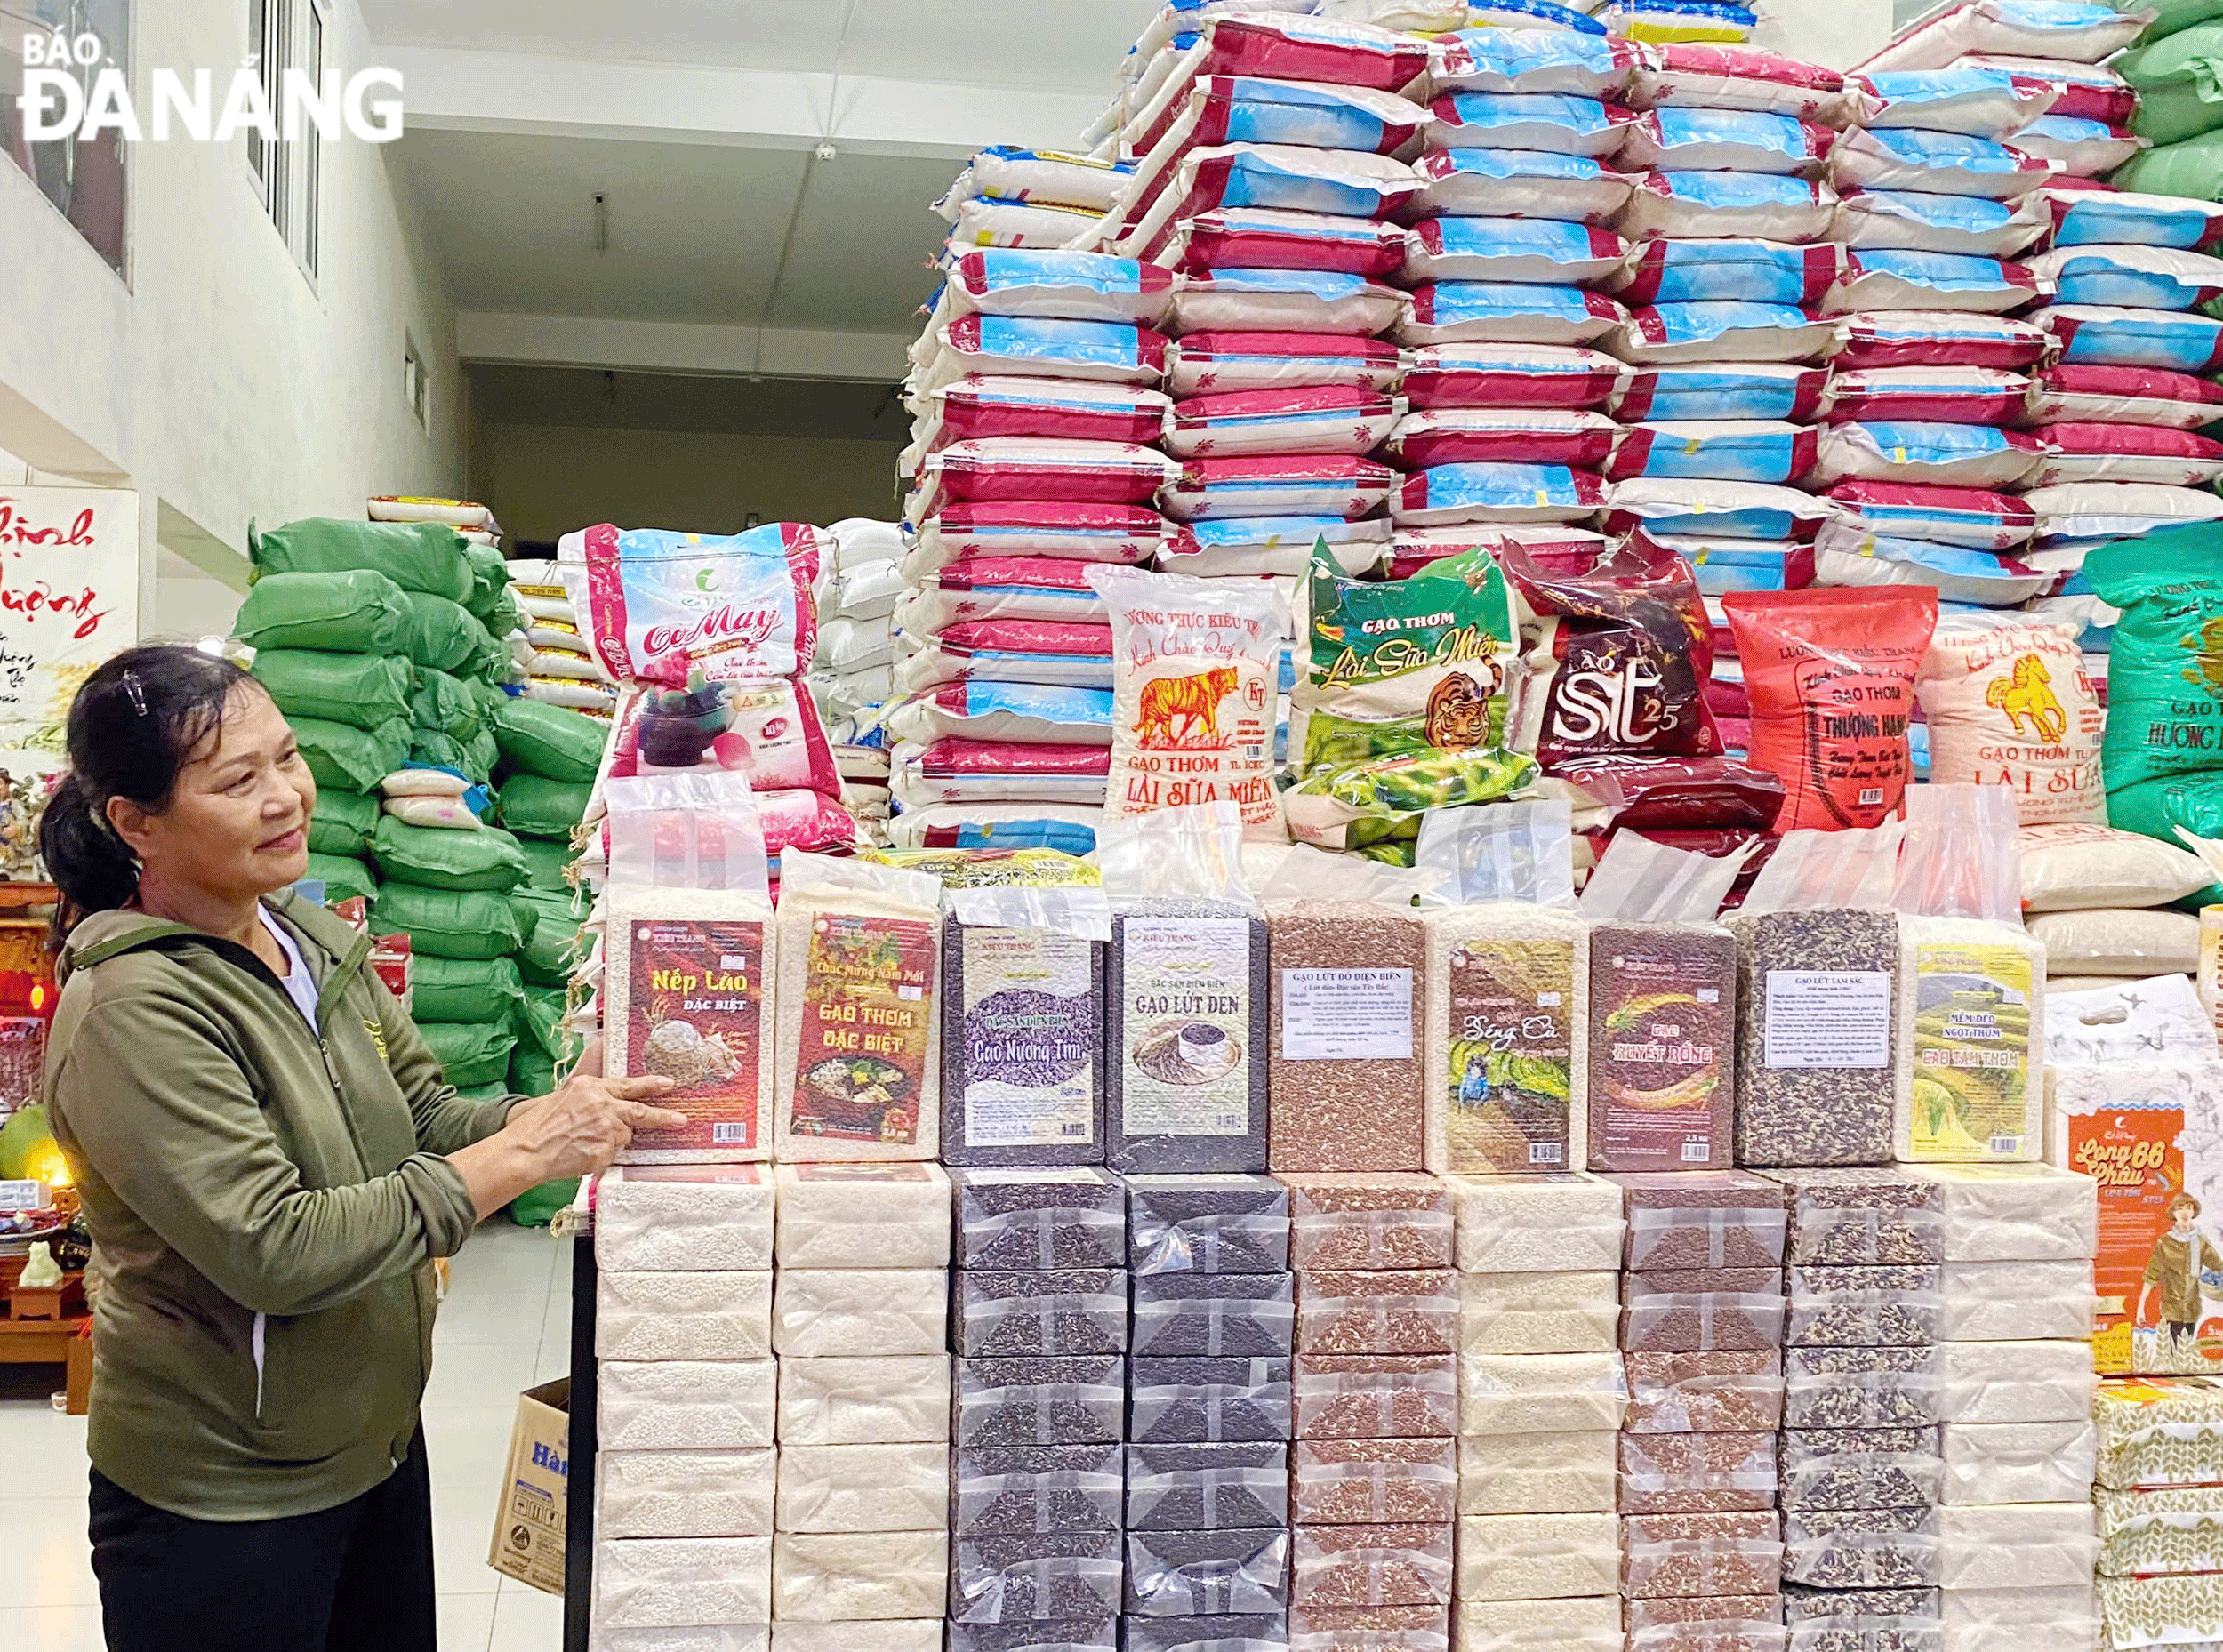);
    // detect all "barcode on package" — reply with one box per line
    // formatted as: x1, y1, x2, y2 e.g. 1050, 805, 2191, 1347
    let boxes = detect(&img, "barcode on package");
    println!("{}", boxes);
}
1989, 1135, 2020, 1156
1682, 1142, 1712, 1162
1529, 1143, 1563, 1166
712, 1124, 747, 1144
